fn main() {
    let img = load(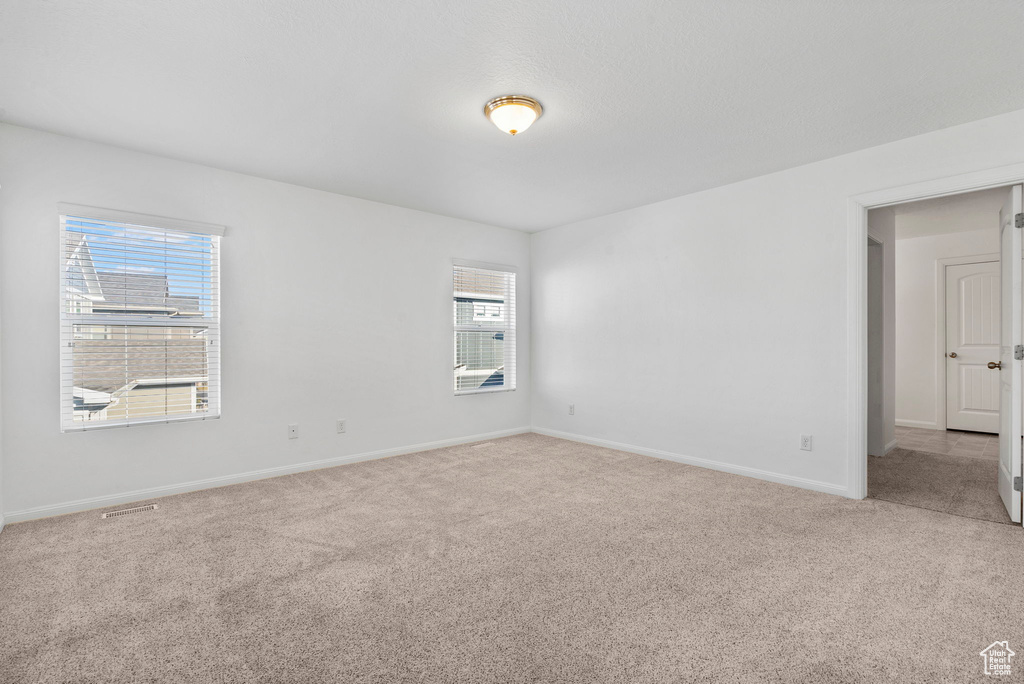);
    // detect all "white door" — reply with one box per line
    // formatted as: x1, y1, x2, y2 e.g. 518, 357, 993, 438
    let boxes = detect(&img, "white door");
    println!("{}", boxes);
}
998, 184, 1023, 523
945, 261, 1000, 433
